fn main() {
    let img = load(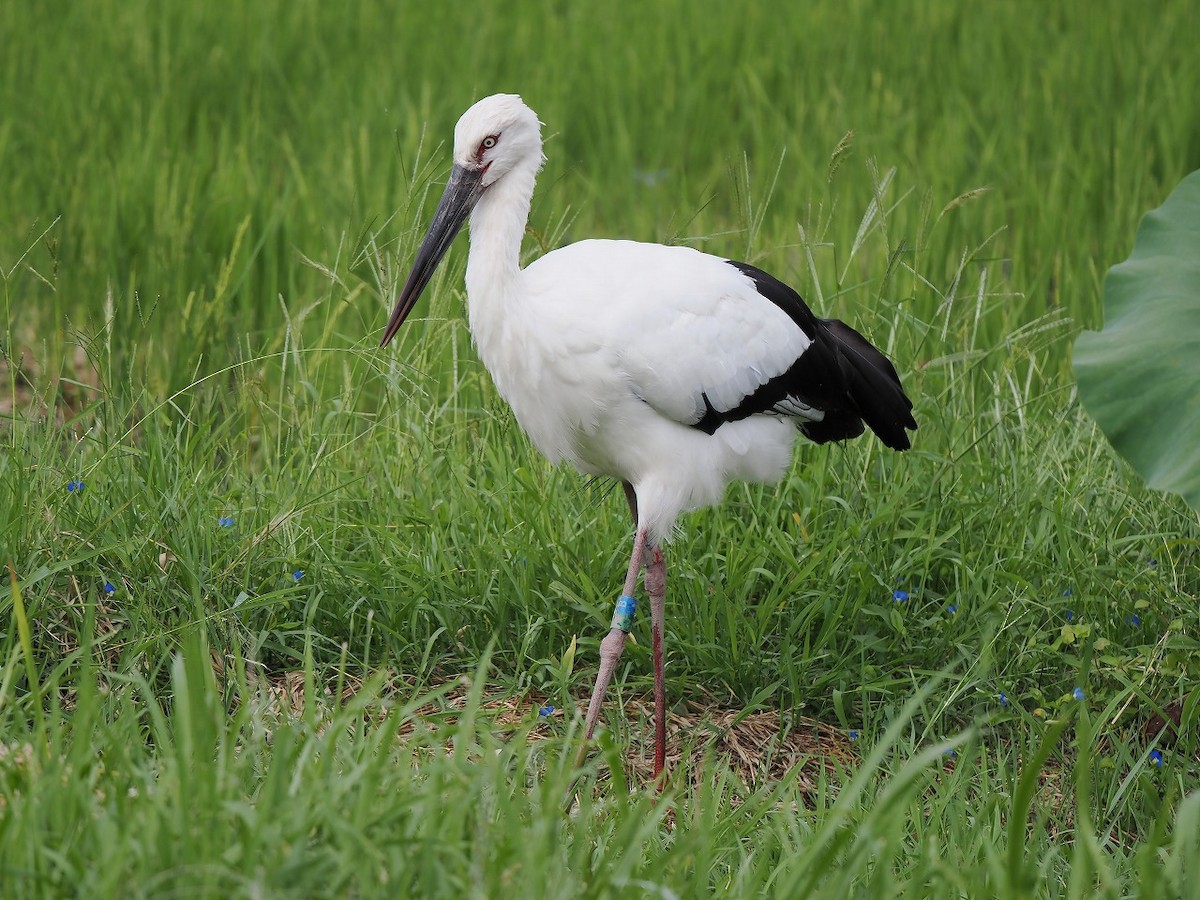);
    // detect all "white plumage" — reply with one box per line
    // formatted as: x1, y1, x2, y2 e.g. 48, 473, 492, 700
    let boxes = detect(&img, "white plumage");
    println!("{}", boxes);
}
475, 239, 811, 539
380, 94, 916, 782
